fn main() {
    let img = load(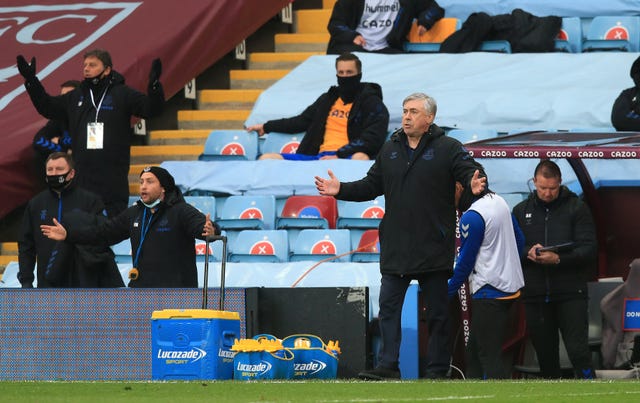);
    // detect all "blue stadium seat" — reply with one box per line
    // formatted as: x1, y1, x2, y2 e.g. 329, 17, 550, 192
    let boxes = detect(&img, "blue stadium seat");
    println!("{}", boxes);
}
184, 195, 216, 217
582, 16, 640, 52
195, 233, 225, 262
351, 229, 380, 263
260, 132, 304, 155
198, 130, 259, 161
216, 195, 276, 230
276, 195, 338, 230
555, 17, 582, 53
111, 240, 132, 264
478, 40, 512, 53
403, 18, 461, 53
500, 192, 528, 210
336, 196, 385, 229
228, 230, 289, 263
128, 196, 139, 207
289, 229, 352, 262
447, 129, 498, 144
